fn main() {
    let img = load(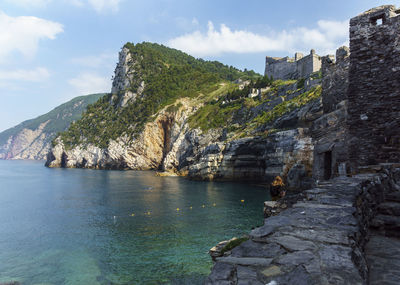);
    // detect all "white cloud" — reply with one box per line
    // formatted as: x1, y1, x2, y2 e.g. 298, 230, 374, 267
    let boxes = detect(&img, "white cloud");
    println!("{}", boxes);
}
0, 67, 50, 82
167, 20, 349, 57
71, 53, 116, 68
87, 0, 122, 13
69, 72, 110, 95
3, 0, 52, 8
0, 11, 63, 62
